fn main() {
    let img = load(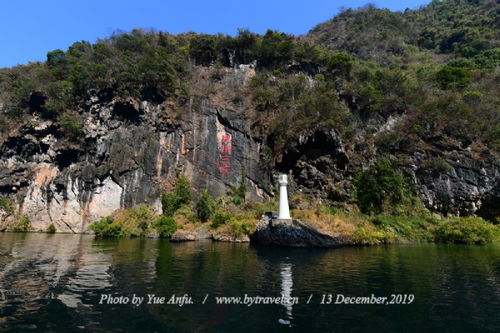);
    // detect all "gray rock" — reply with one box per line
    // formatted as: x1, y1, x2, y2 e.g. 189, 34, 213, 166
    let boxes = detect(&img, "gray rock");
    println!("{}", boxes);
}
212, 233, 250, 243
170, 225, 213, 242
0, 97, 272, 232
250, 215, 345, 248
171, 230, 197, 242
